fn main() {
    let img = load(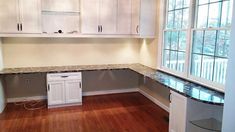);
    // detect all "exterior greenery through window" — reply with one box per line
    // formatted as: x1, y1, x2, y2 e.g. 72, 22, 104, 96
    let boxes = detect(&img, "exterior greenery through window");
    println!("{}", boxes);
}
162, 0, 233, 87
